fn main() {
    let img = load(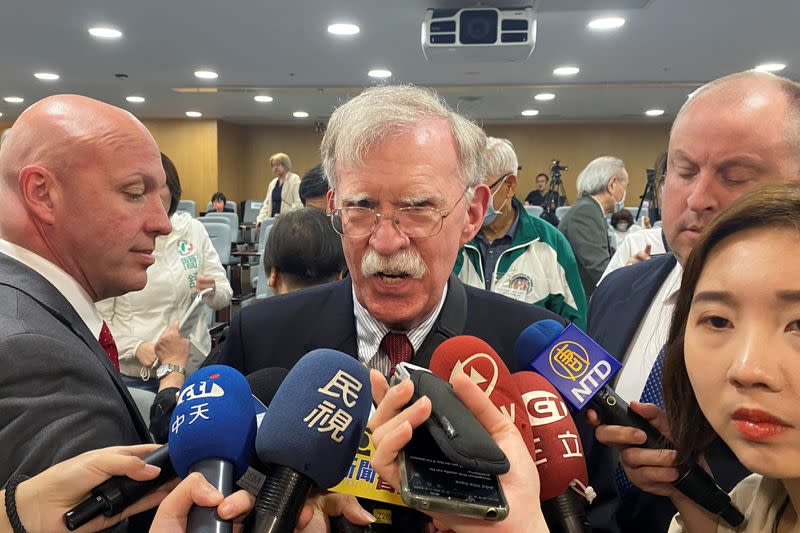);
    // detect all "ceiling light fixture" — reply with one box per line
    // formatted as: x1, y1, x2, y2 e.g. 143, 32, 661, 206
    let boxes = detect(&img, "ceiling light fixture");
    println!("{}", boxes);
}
194, 70, 218, 79
553, 66, 580, 76
754, 62, 787, 72
587, 17, 626, 30
34, 72, 60, 81
126, 96, 145, 103
185, 111, 202, 118
645, 109, 665, 117
3, 97, 24, 104
534, 93, 555, 101
293, 111, 310, 118
521, 109, 539, 117
254, 95, 274, 103
328, 23, 360, 35
368, 68, 392, 78
88, 27, 123, 39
